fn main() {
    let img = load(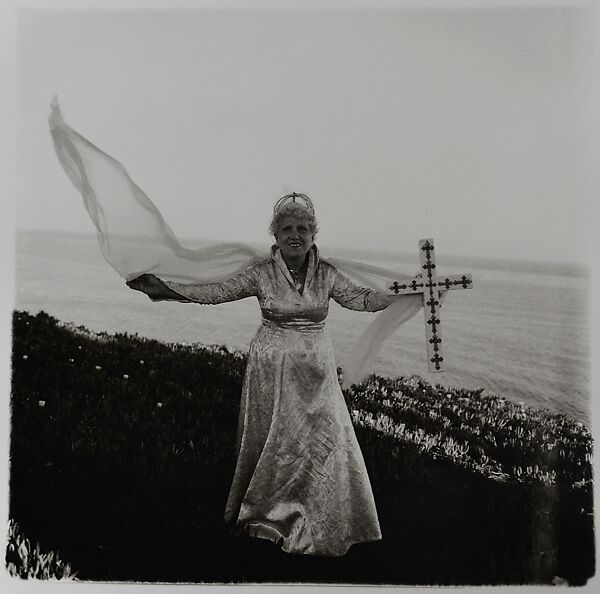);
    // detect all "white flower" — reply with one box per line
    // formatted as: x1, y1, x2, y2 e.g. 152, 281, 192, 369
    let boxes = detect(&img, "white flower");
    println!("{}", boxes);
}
123, 374, 129, 379
68, 358, 74, 363
22, 355, 28, 360
156, 402, 163, 408
95, 366, 102, 370
38, 400, 45, 407
139, 360, 144, 365
552, 576, 568, 586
